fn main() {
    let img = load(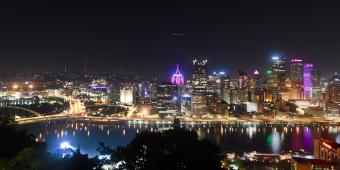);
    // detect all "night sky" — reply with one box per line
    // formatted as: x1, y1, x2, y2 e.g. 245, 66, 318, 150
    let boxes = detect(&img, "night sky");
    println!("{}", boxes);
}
0, 1, 339, 77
